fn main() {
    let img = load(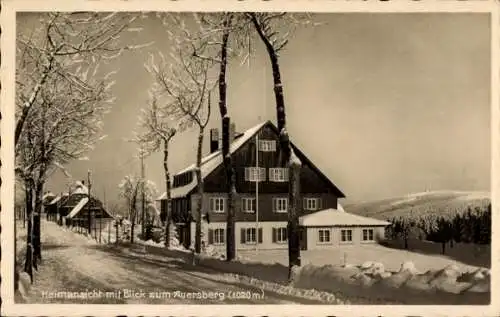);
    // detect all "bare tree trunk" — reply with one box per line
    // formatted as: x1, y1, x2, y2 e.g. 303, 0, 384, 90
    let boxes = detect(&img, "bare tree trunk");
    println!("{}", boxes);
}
251, 14, 302, 279
23, 201, 26, 228
33, 180, 44, 266
24, 180, 34, 282
194, 128, 205, 256
130, 218, 135, 244
163, 139, 172, 248
217, 21, 236, 262
130, 183, 140, 244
